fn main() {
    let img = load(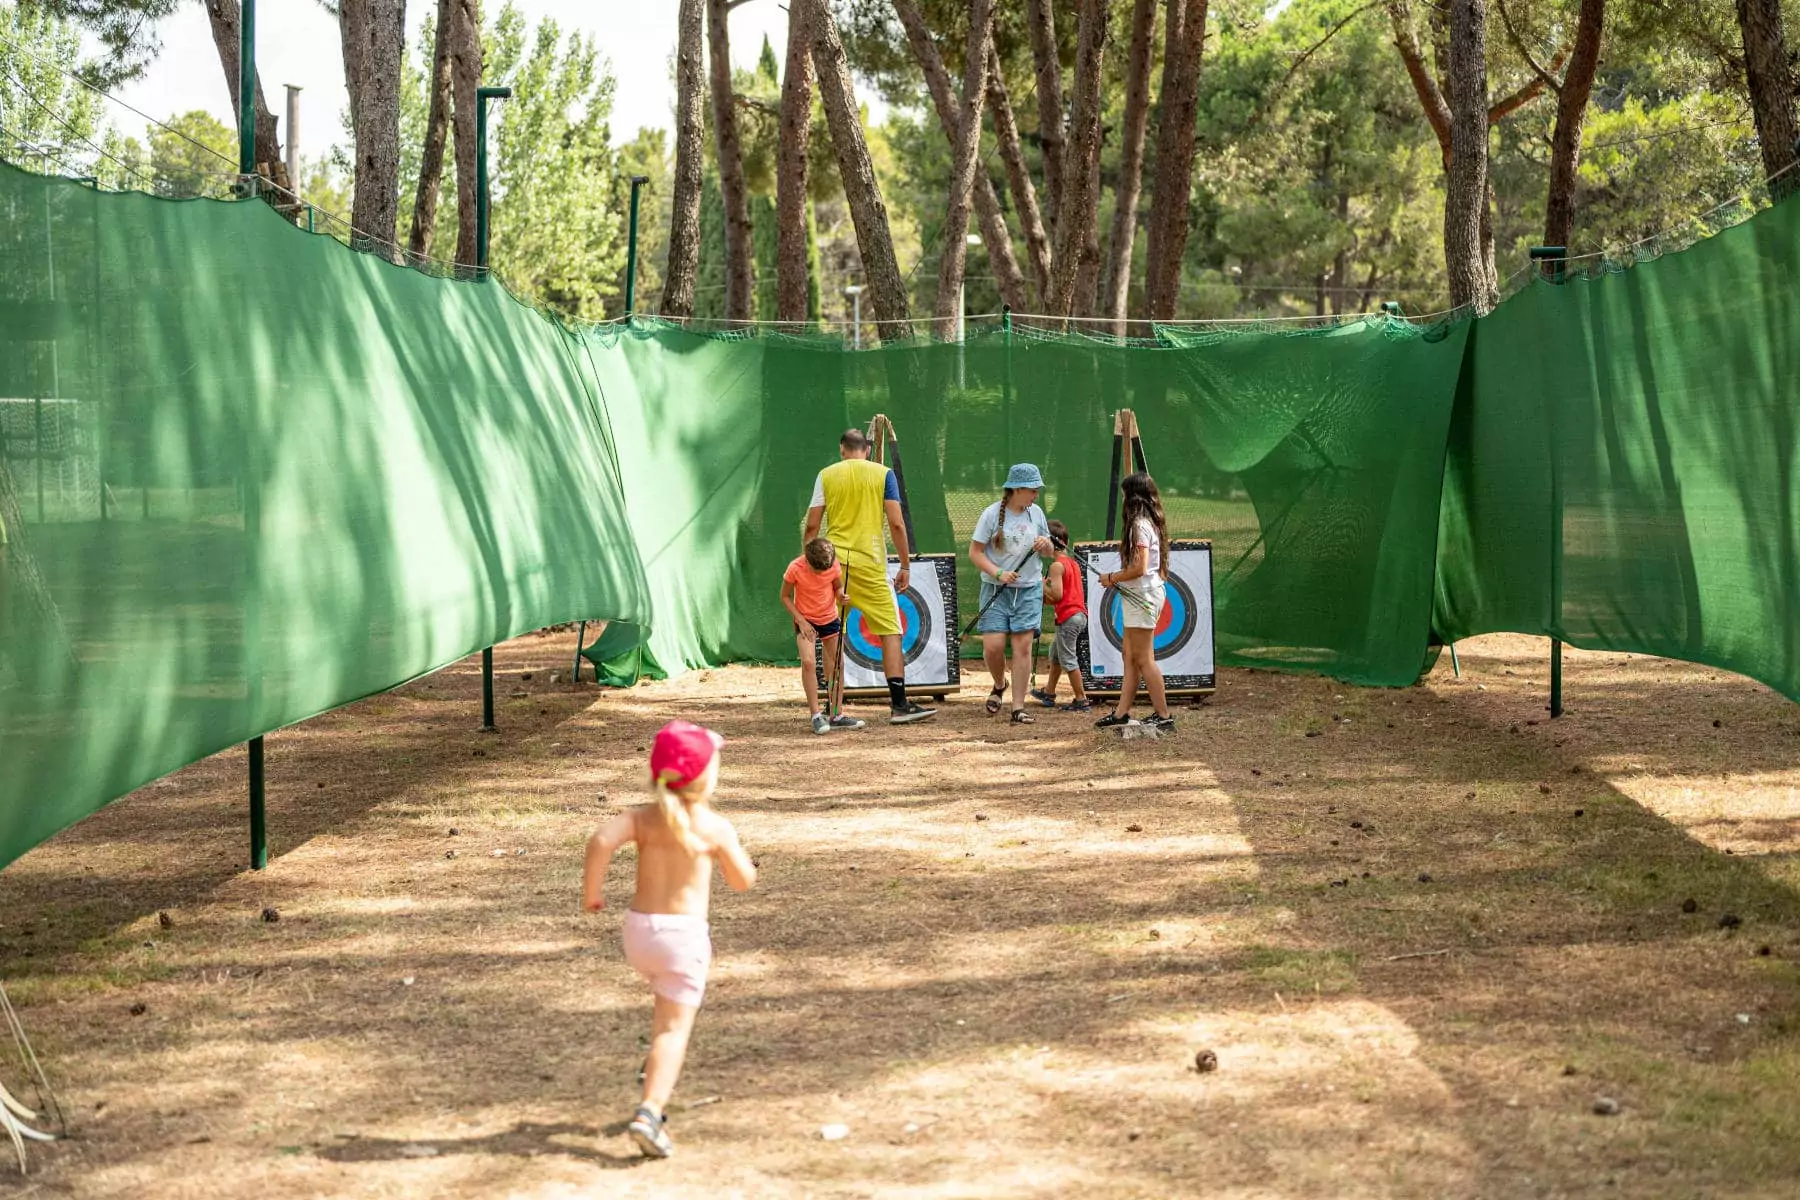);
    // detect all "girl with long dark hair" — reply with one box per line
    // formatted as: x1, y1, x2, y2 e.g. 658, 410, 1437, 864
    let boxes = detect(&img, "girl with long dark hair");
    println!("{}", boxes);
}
1094, 472, 1174, 730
